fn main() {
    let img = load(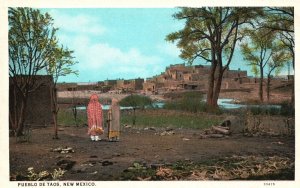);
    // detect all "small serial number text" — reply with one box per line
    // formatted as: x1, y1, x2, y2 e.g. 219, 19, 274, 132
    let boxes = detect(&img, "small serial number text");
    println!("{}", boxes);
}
264, 182, 275, 186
